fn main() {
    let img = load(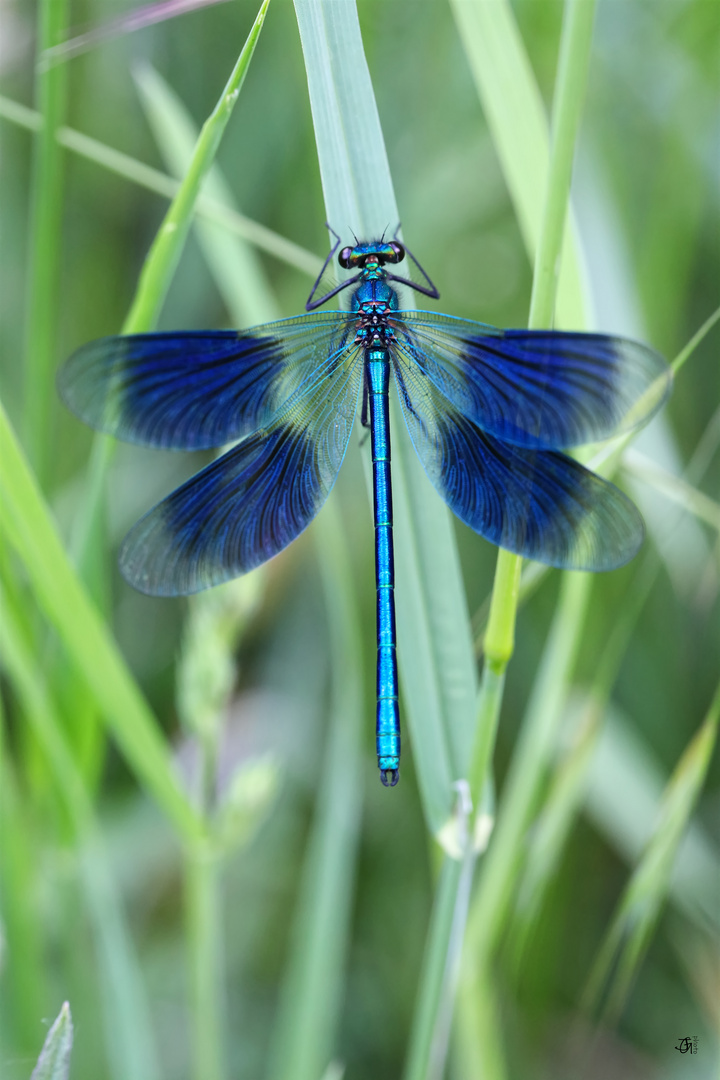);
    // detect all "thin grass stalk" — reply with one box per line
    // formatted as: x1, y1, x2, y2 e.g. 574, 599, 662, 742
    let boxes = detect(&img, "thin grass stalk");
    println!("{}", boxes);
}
140, 40, 364, 1074
70, 0, 271, 585
509, 695, 603, 970
476, 0, 598, 688
583, 677, 720, 1023
449, 0, 588, 330
23, 0, 68, 488
472, 0, 598, 822
471, 0, 598, 899
453, 965, 507, 1080
470, 571, 593, 948
506, 547, 663, 967
506, 562, 662, 974
186, 845, 225, 1080
0, 581, 161, 1080
134, 63, 281, 327
0, 92, 321, 276
268, 498, 364, 1080
403, 850, 472, 1080
138, 68, 281, 1078
451, 5, 598, 1072
0, 397, 202, 843
404, 2, 598, 1075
